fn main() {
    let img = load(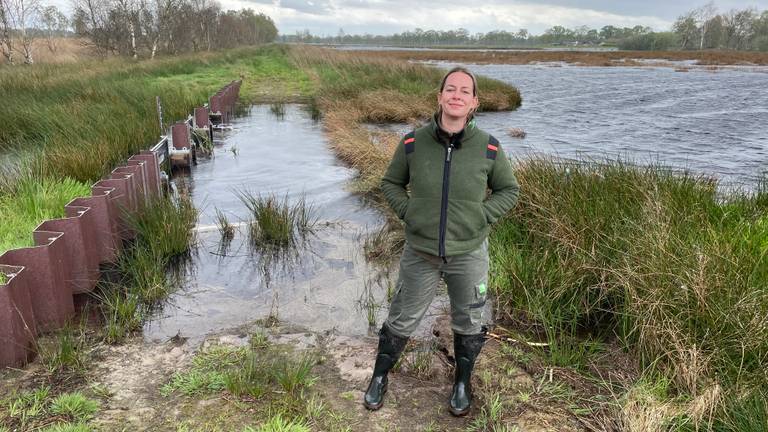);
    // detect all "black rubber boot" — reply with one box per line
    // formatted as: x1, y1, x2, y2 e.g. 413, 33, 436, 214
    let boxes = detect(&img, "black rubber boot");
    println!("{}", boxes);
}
449, 332, 485, 416
363, 324, 409, 410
